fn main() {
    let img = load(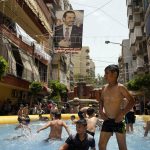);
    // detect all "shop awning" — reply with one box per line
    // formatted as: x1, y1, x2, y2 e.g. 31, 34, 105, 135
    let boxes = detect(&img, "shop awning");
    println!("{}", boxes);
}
19, 50, 33, 81
7, 46, 17, 76
34, 43, 52, 64
0, 37, 17, 76
28, 57, 40, 81
19, 50, 40, 82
